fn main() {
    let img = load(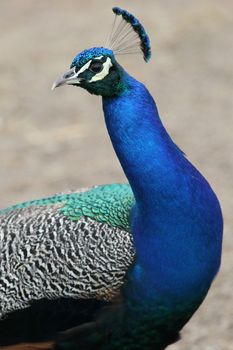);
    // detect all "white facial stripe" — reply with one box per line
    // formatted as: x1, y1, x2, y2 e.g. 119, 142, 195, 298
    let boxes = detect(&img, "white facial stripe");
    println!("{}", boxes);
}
70, 57, 103, 81
65, 56, 112, 85
61, 67, 81, 85
65, 60, 92, 85
89, 57, 113, 83
76, 60, 92, 75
